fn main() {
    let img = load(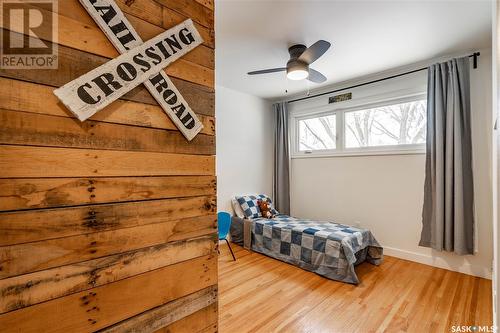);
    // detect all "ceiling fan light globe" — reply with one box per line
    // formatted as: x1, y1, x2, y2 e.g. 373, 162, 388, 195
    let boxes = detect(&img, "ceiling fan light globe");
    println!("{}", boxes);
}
286, 60, 309, 80
287, 69, 309, 80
